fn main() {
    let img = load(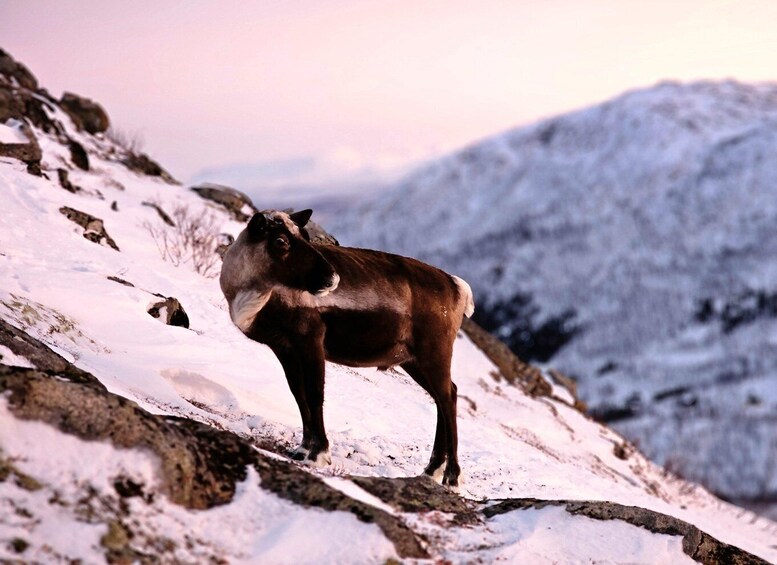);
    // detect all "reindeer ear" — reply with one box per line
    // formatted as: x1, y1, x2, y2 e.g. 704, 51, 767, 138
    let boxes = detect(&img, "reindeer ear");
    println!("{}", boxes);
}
247, 213, 269, 240
290, 209, 313, 228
